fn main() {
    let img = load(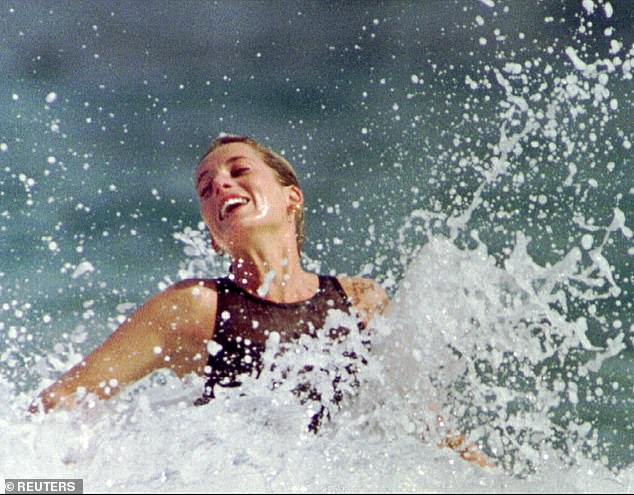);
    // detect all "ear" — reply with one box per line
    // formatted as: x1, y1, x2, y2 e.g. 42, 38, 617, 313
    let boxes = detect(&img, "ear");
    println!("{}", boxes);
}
286, 185, 303, 212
